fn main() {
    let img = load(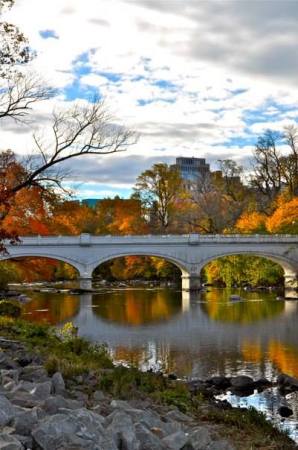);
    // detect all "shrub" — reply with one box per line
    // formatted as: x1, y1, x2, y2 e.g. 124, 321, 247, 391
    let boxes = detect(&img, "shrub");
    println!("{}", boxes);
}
0, 300, 22, 317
